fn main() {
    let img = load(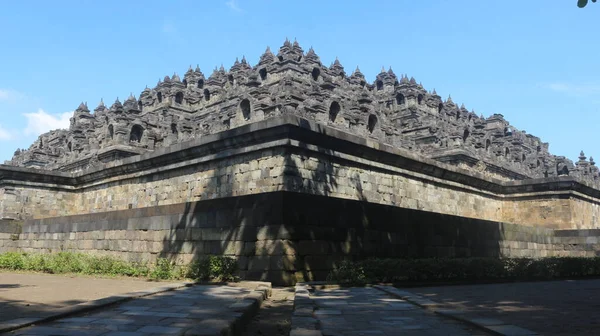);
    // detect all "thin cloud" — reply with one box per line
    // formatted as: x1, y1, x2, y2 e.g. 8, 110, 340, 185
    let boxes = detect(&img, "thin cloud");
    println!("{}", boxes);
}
0, 89, 24, 102
23, 109, 72, 136
542, 82, 600, 96
226, 0, 242, 12
161, 19, 185, 45
0, 125, 12, 140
